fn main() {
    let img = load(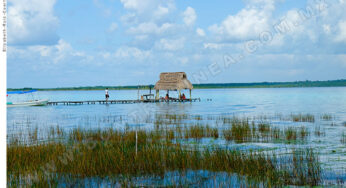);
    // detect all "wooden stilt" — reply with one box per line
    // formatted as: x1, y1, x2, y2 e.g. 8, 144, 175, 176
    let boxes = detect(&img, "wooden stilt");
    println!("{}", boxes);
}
156, 90, 159, 100
189, 89, 192, 100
